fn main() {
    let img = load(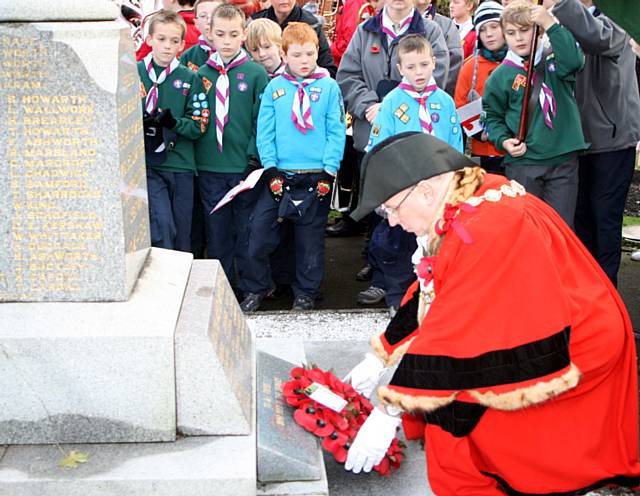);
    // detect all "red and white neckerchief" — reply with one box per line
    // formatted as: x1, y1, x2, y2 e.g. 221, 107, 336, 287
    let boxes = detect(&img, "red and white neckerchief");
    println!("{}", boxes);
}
503, 46, 556, 129
381, 7, 413, 43
206, 50, 249, 152
397, 77, 438, 135
197, 35, 213, 53
269, 61, 286, 79
280, 66, 329, 134
143, 54, 180, 114
455, 18, 474, 42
